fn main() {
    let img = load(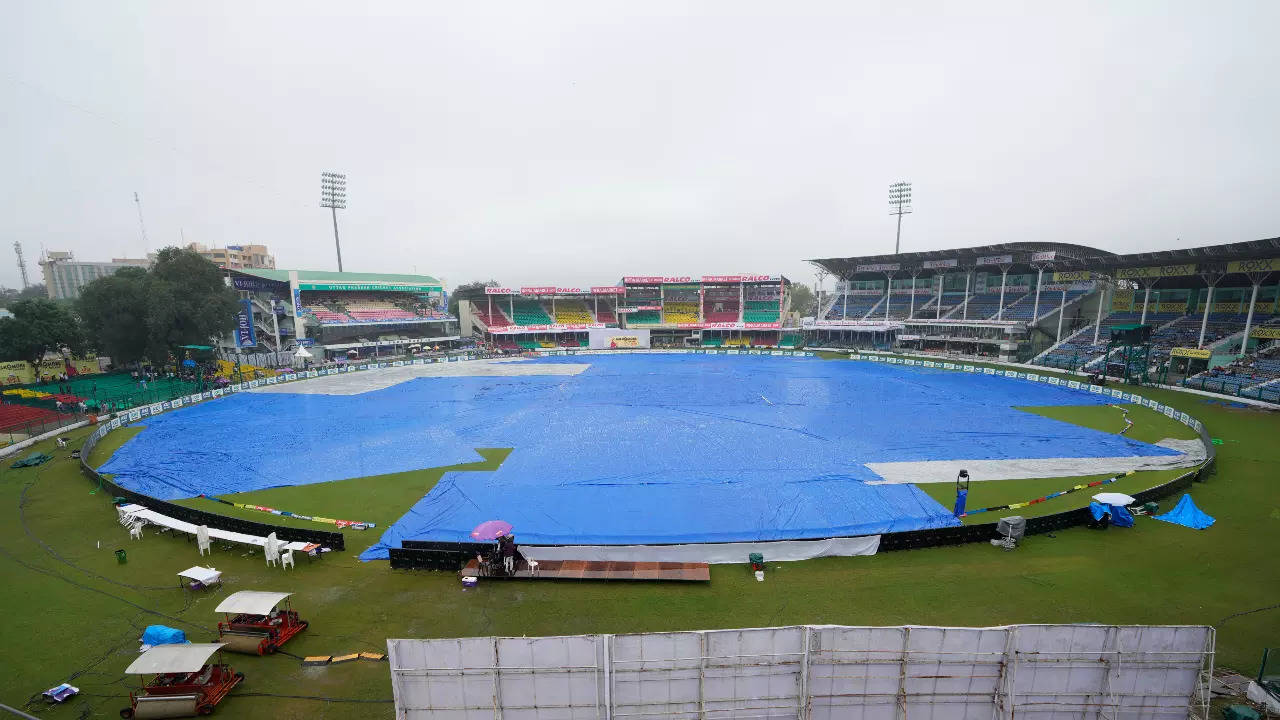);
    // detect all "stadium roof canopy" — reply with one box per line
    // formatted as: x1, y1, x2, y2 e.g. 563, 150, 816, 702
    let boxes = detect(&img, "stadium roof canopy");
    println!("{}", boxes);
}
230, 268, 444, 292
235, 268, 441, 284
811, 237, 1280, 286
